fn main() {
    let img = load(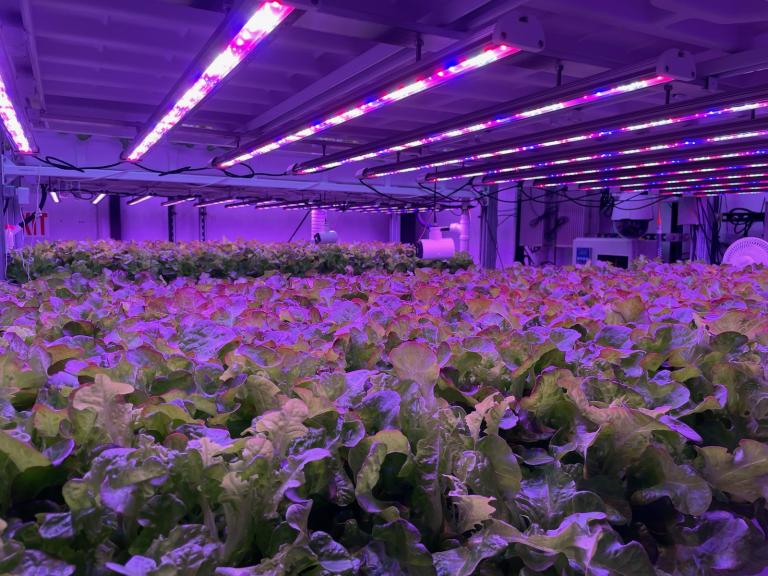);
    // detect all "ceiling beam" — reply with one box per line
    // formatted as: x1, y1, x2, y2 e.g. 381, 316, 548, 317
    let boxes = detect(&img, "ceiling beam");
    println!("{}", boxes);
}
242, 44, 408, 133
124, 0, 297, 161
3, 159, 451, 198
20, 0, 46, 123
